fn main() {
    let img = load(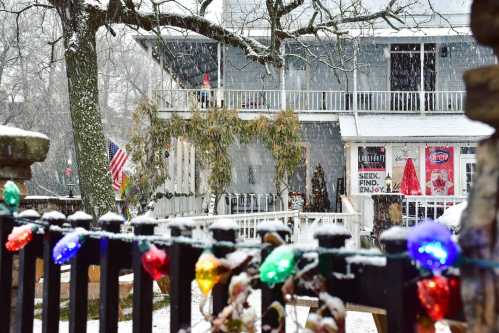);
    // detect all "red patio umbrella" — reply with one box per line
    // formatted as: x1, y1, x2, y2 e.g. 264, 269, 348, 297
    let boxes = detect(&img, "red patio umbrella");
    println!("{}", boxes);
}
400, 158, 422, 195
